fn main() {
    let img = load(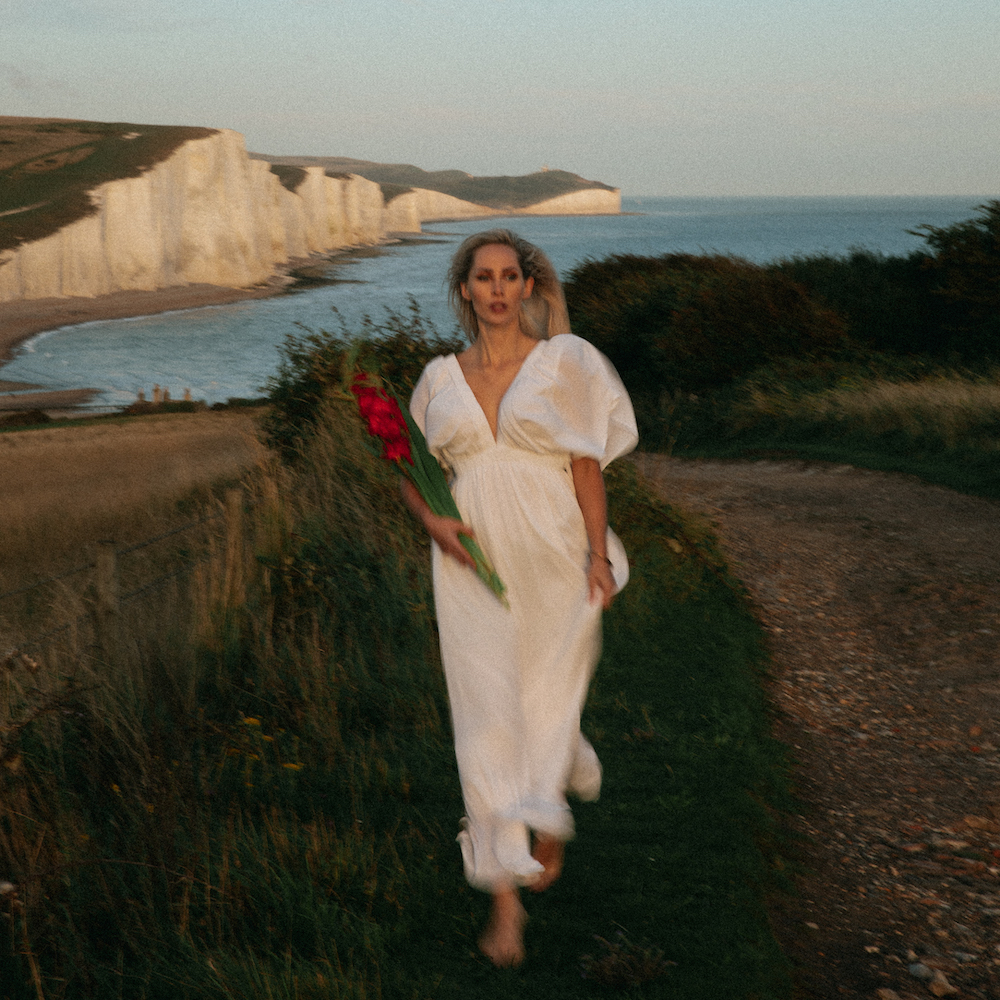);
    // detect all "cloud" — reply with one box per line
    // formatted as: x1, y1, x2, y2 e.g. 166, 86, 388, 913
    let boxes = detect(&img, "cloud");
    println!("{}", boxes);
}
0, 62, 72, 96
